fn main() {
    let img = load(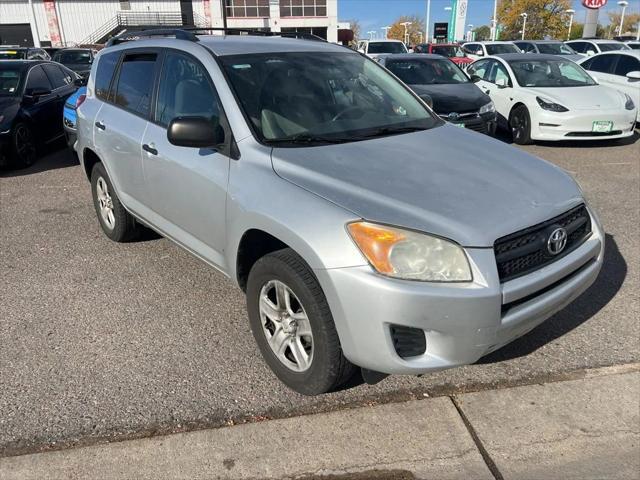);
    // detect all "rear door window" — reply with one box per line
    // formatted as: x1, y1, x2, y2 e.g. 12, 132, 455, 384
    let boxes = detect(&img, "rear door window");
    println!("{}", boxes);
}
113, 52, 158, 117
569, 42, 586, 53
613, 54, 640, 76
94, 51, 120, 101
588, 54, 616, 74
42, 64, 72, 89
